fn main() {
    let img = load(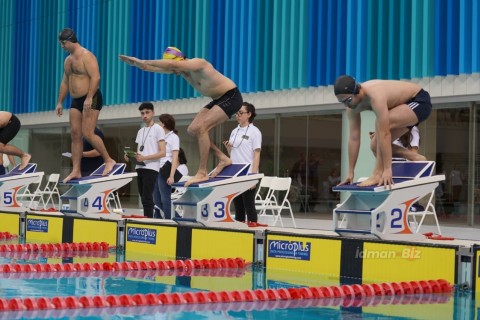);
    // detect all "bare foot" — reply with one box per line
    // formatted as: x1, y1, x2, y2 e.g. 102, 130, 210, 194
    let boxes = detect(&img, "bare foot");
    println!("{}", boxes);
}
102, 160, 117, 176
184, 173, 209, 187
357, 176, 381, 187
210, 158, 233, 178
19, 153, 31, 170
63, 171, 82, 183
